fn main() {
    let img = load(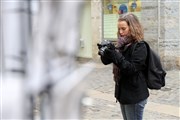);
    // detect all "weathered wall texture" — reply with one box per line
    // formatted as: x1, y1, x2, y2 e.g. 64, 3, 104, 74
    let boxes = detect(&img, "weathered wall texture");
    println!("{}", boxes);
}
90, 1, 180, 70
141, 1, 180, 70
160, 2, 180, 70
91, 0, 102, 61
